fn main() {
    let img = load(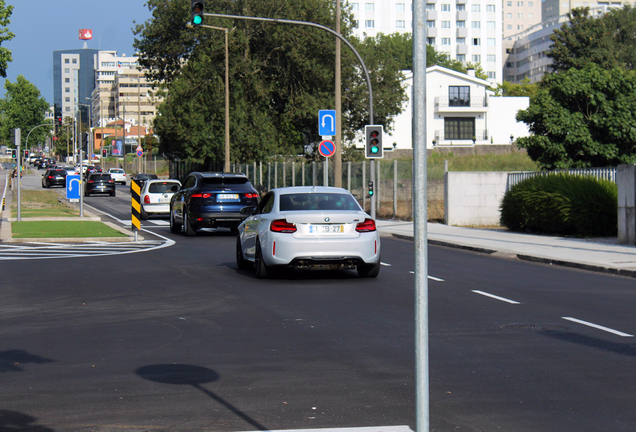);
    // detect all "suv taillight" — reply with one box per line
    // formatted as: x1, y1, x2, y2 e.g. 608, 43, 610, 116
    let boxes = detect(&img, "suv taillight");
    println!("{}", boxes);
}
270, 219, 297, 233
244, 193, 259, 198
144, 195, 150, 204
